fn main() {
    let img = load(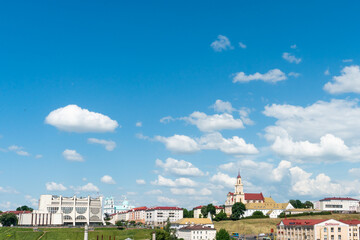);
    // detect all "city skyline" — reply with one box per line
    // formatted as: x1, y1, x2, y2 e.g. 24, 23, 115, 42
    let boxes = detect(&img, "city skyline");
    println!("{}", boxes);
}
1, 0, 360, 210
